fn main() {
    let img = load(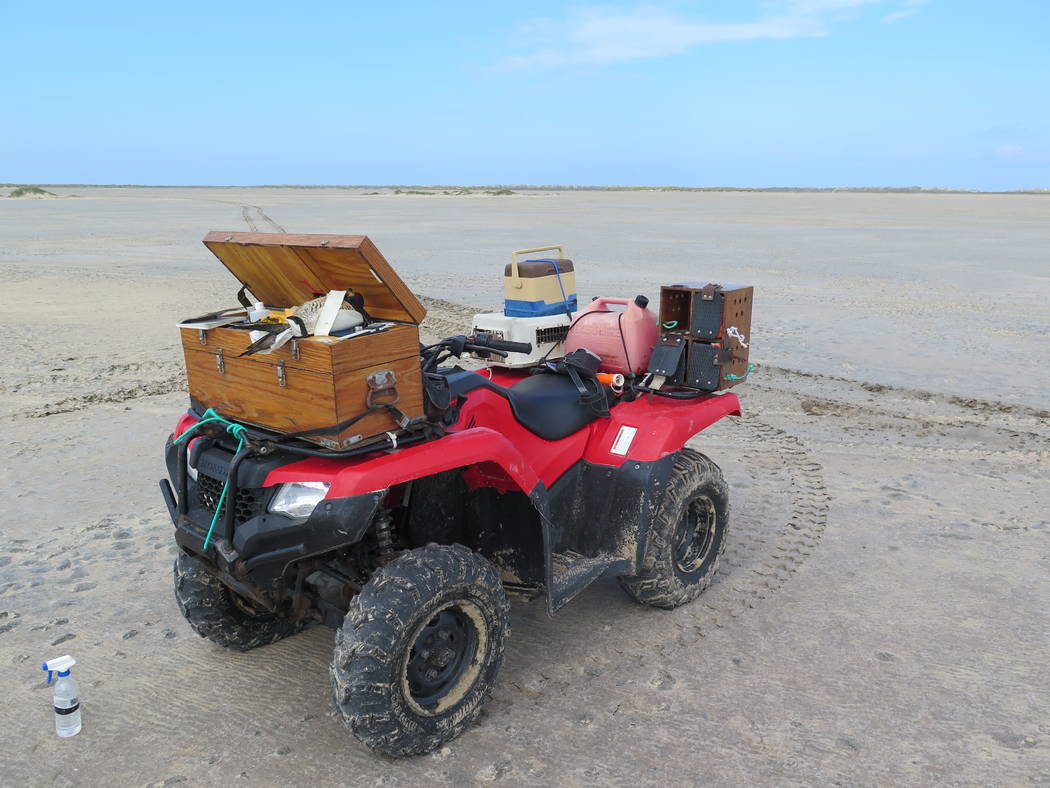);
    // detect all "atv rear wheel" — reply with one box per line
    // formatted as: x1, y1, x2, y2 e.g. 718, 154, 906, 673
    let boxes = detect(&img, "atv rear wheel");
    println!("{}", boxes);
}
619, 449, 729, 609
173, 553, 303, 650
330, 544, 509, 756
